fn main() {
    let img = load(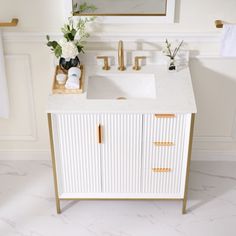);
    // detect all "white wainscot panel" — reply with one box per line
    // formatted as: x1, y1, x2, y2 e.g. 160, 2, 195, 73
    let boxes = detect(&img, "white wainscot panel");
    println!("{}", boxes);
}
190, 58, 236, 142
0, 54, 37, 141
